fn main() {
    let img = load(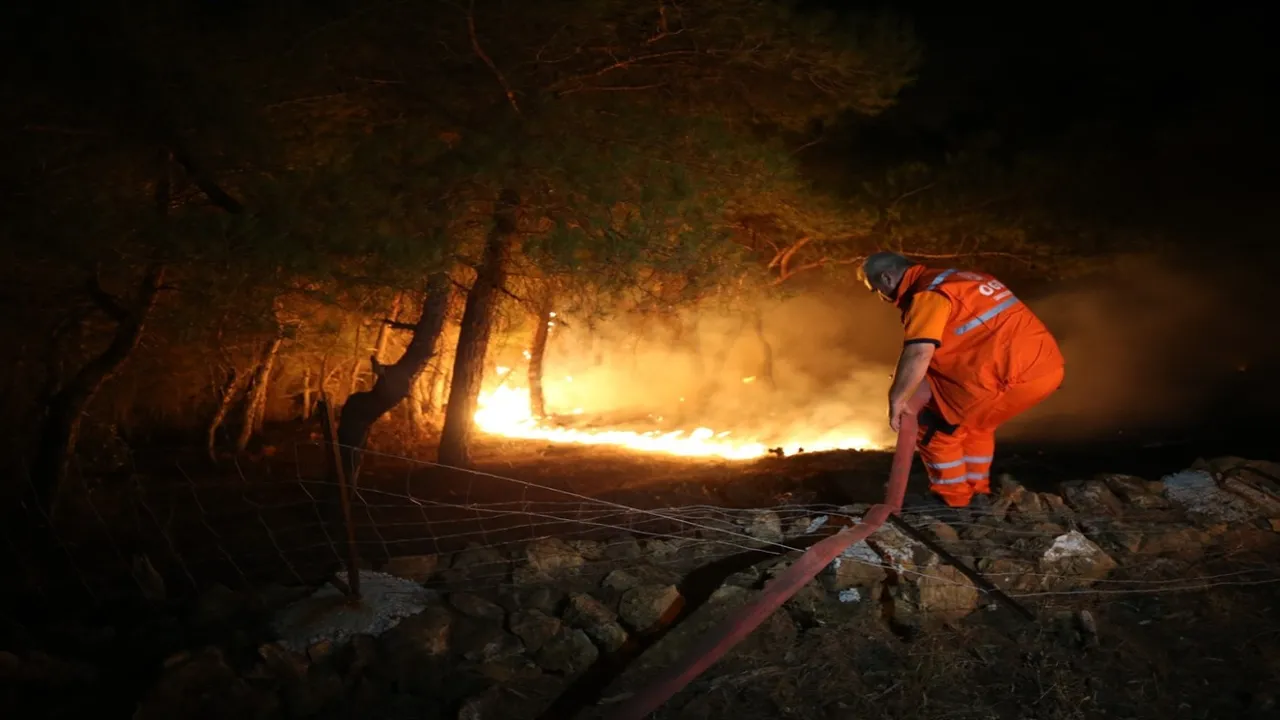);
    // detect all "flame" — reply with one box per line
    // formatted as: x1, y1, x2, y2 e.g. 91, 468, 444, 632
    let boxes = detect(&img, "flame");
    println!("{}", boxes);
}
474, 385, 883, 460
